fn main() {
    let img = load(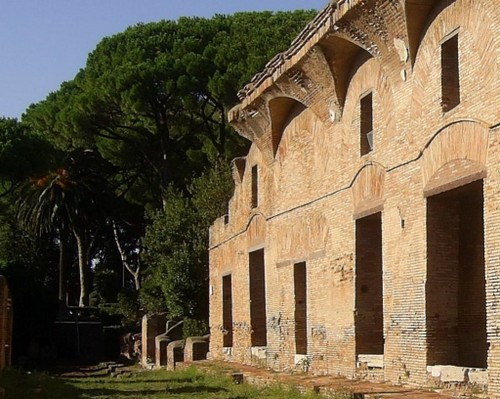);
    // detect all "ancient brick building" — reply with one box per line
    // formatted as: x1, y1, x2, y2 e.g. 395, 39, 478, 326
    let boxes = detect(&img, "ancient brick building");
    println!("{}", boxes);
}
209, 0, 500, 394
